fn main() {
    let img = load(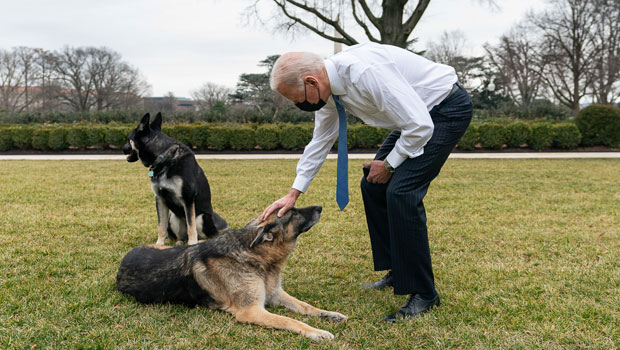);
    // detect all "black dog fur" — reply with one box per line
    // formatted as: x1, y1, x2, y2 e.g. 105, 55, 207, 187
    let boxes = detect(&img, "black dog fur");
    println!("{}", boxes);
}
122, 112, 227, 245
